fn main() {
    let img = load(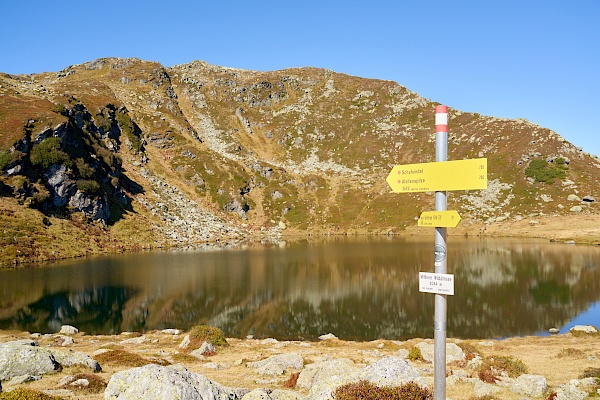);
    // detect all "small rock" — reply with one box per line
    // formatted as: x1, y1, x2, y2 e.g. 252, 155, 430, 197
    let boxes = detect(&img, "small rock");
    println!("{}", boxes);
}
55, 335, 74, 346
567, 194, 582, 202
570, 205, 583, 213
7, 374, 42, 386
178, 334, 191, 349
120, 335, 149, 345
570, 325, 599, 334
59, 325, 79, 335
161, 329, 182, 335
247, 353, 304, 376
510, 374, 547, 397
70, 378, 90, 387
549, 328, 560, 334
58, 375, 76, 386
318, 333, 338, 341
